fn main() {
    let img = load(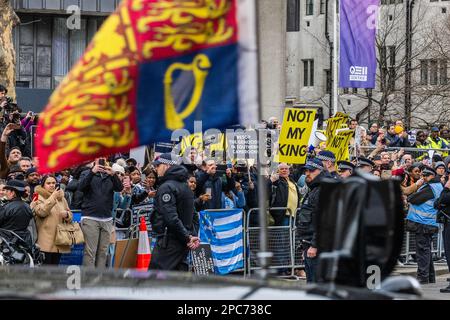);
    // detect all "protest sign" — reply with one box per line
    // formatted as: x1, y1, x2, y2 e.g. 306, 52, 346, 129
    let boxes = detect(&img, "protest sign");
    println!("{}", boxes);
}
191, 244, 215, 275
325, 113, 349, 143
226, 130, 258, 162
179, 132, 226, 157
326, 129, 354, 162
277, 108, 316, 164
